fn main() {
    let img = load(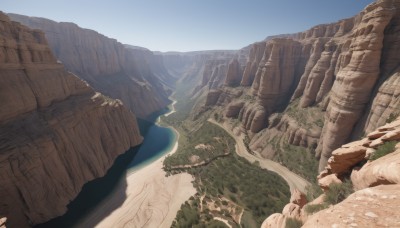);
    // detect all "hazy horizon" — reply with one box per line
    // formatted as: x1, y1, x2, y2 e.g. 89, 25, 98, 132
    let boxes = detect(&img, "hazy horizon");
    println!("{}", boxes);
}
2, 0, 374, 52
